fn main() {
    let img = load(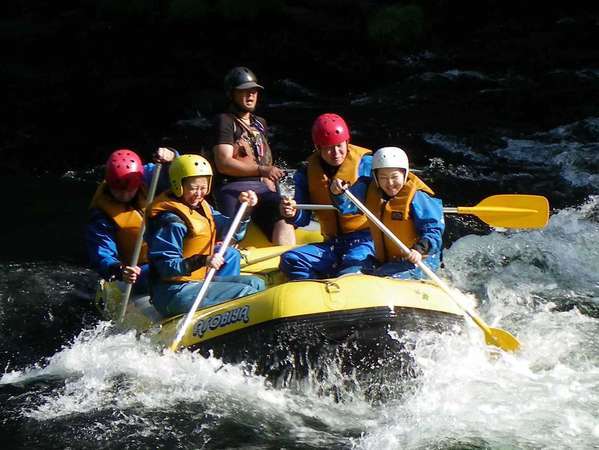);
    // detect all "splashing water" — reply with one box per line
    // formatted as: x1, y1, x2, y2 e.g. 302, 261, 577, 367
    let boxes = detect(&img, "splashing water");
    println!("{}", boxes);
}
352, 198, 599, 448
2, 321, 378, 448
2, 164, 599, 447
353, 196, 599, 450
